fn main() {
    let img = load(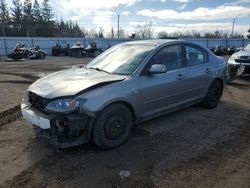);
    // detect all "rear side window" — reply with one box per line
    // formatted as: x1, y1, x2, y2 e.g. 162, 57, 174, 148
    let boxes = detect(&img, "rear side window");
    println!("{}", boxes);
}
185, 45, 207, 66
151, 45, 183, 71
